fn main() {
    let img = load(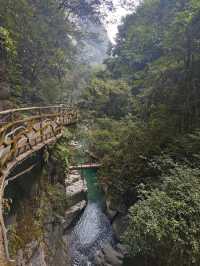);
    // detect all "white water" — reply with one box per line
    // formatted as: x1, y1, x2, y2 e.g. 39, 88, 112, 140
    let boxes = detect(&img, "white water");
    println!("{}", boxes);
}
70, 202, 114, 265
